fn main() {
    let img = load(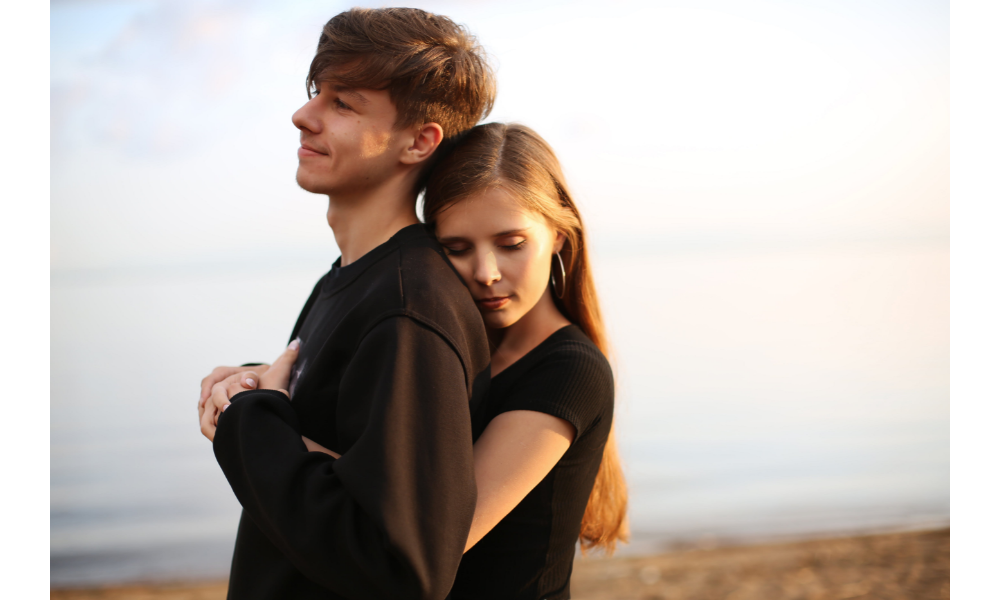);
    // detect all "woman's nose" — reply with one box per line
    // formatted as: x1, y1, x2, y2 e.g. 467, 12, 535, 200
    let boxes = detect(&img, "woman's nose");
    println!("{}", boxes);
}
473, 251, 501, 286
